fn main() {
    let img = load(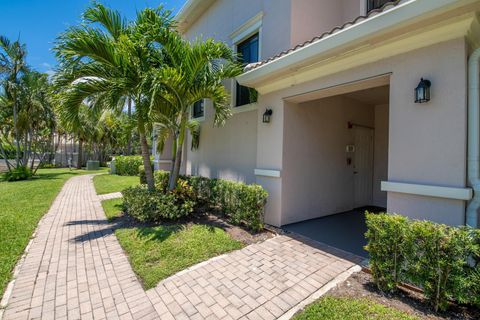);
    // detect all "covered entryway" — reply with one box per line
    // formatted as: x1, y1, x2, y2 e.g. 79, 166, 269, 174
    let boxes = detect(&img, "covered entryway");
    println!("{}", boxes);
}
281, 76, 390, 257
